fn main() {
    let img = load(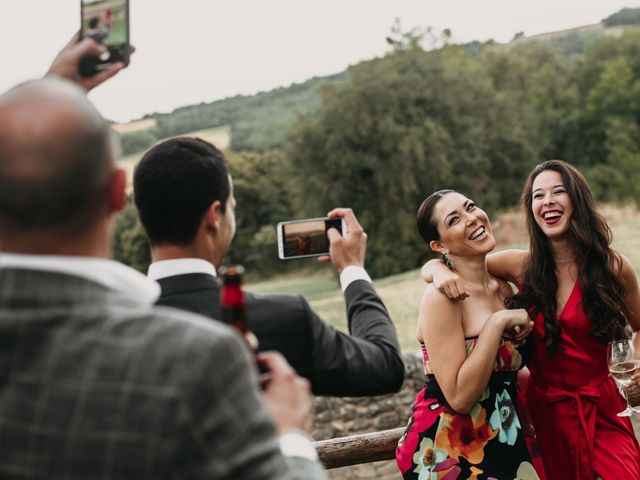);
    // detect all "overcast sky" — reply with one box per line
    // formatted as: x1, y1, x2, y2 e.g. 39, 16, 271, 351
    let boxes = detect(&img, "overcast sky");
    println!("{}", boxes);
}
1, 1, 636, 122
